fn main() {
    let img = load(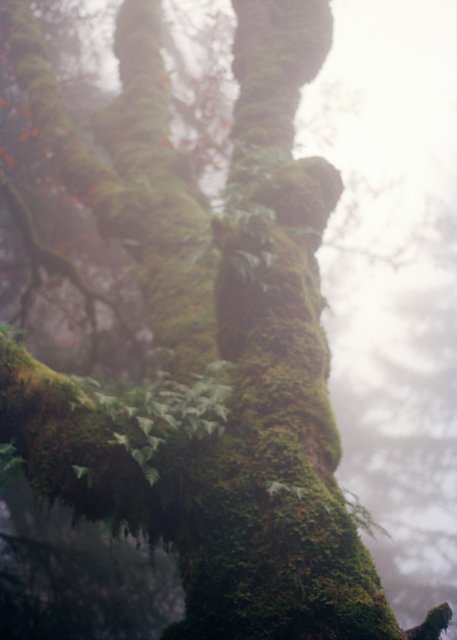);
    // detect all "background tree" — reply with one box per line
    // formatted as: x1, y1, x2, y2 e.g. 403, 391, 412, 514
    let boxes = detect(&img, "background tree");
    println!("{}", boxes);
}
330, 201, 457, 628
0, 1, 452, 639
